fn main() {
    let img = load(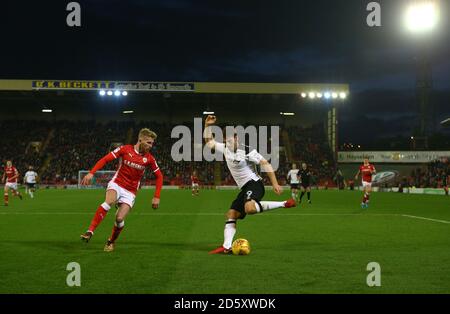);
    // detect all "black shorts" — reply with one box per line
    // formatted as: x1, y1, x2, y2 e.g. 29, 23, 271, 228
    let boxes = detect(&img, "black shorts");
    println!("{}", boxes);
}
230, 180, 265, 220
301, 182, 310, 189
290, 183, 299, 189
26, 183, 36, 189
